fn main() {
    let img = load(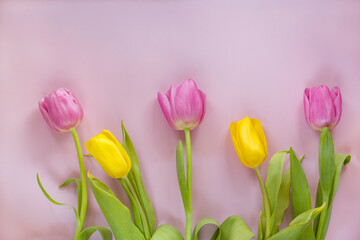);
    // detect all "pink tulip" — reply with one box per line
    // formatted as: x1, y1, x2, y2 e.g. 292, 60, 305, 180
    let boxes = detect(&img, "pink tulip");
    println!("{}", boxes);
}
158, 79, 206, 130
303, 85, 342, 130
39, 88, 83, 132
